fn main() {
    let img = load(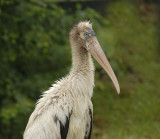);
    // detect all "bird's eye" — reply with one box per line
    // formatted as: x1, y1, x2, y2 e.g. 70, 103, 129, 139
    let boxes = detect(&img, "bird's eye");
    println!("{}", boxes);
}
84, 32, 89, 37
